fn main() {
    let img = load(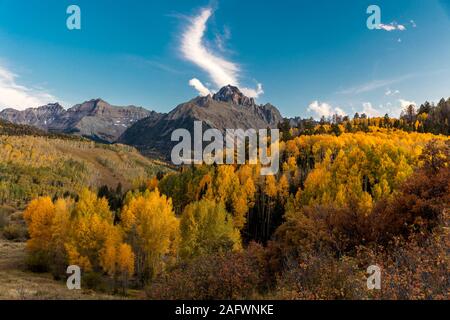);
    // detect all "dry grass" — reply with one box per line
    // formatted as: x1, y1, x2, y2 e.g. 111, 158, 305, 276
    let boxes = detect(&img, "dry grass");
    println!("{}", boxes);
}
0, 239, 120, 300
